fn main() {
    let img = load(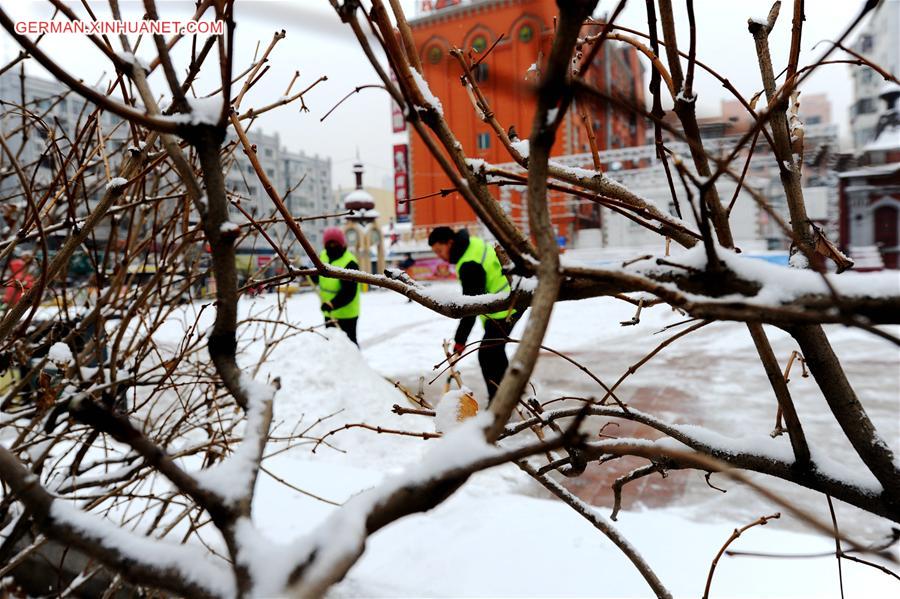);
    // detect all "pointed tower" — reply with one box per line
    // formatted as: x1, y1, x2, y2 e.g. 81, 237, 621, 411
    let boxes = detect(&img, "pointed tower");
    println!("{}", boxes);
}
344, 157, 376, 217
